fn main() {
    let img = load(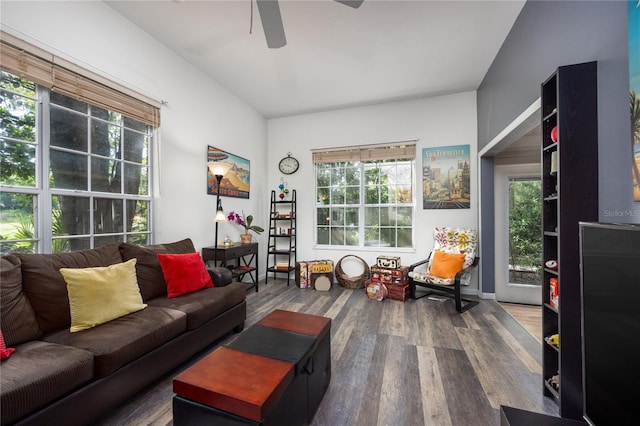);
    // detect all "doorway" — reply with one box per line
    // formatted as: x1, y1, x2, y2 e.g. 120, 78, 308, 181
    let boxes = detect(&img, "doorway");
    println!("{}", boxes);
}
479, 100, 543, 337
494, 164, 542, 304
